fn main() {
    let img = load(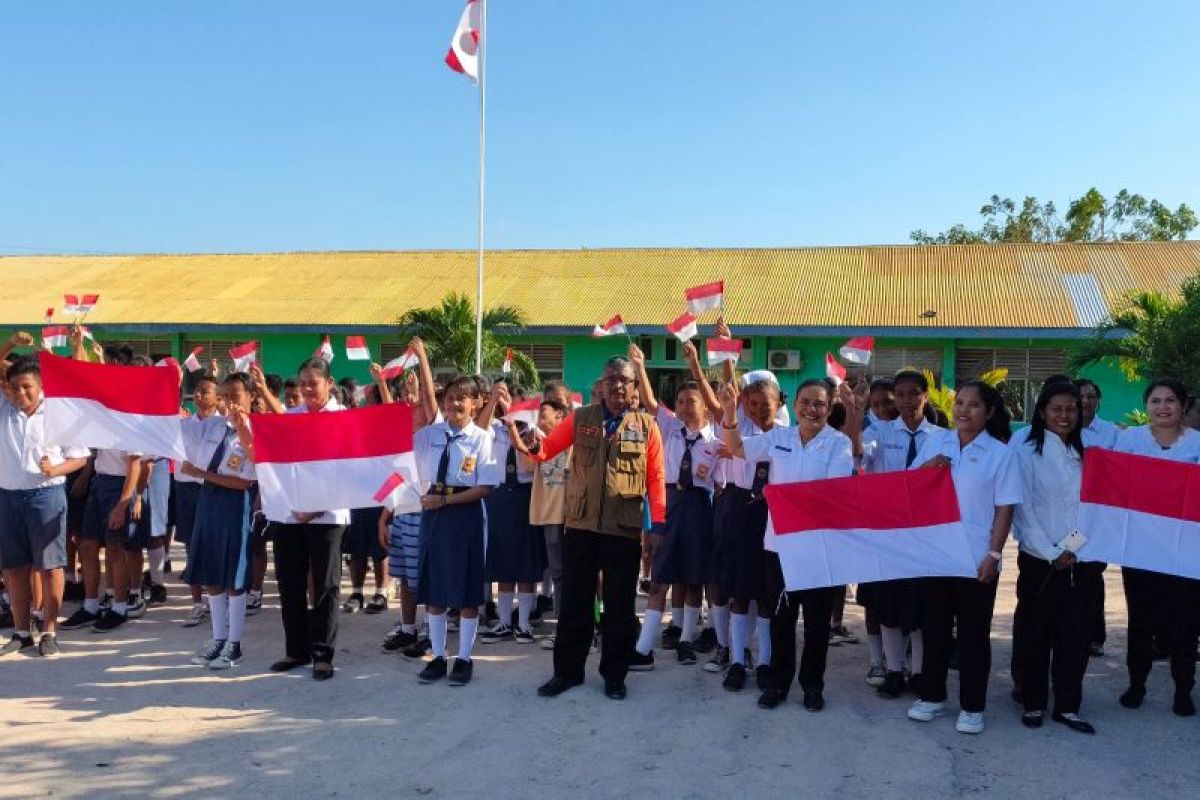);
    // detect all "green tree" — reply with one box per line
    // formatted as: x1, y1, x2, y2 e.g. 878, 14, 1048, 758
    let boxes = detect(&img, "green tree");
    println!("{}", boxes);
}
397, 291, 540, 388
911, 188, 1196, 244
